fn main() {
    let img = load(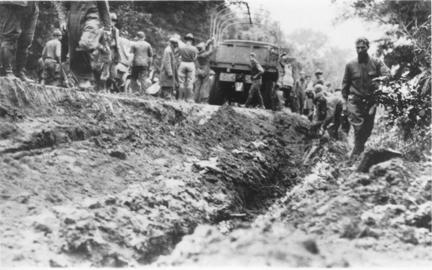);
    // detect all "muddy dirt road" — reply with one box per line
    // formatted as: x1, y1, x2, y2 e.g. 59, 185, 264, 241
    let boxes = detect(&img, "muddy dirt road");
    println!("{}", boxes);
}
0, 78, 310, 266
1, 78, 431, 267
